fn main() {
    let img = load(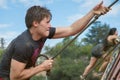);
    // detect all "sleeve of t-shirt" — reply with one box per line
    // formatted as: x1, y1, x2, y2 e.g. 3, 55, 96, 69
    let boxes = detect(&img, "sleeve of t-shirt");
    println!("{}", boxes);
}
47, 27, 56, 38
12, 42, 33, 63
